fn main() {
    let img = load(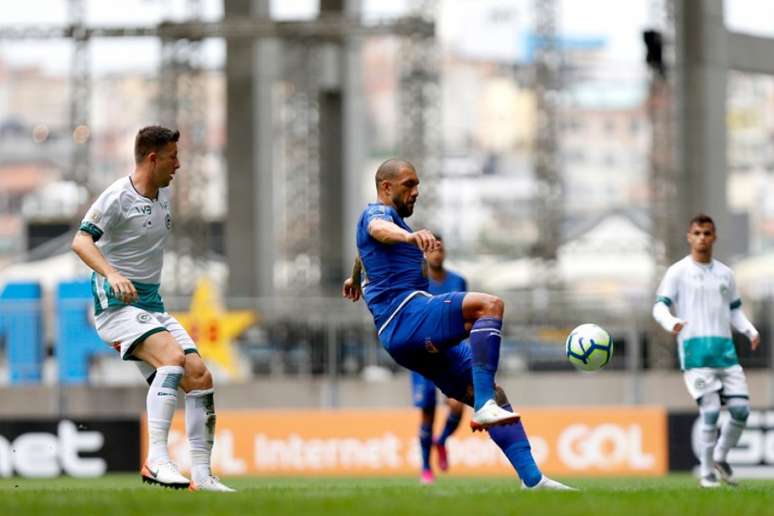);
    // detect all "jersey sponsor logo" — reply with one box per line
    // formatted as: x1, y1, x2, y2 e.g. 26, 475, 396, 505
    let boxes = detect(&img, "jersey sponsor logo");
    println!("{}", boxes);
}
134, 205, 152, 215
136, 313, 153, 324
